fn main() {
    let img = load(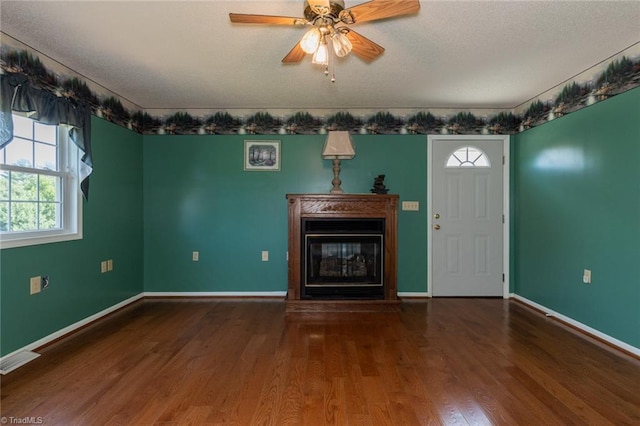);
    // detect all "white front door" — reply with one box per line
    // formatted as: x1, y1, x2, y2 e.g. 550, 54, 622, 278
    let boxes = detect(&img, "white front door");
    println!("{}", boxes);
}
429, 136, 507, 297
